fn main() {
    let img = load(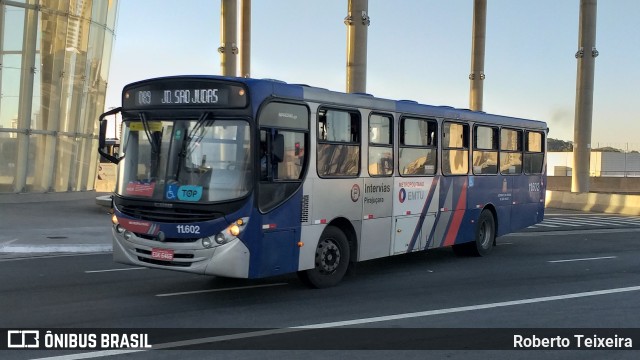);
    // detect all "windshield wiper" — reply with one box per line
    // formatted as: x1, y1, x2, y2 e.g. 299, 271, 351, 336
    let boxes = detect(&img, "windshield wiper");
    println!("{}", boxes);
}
177, 112, 211, 178
185, 112, 212, 159
140, 112, 160, 155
